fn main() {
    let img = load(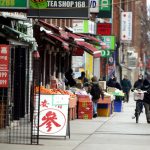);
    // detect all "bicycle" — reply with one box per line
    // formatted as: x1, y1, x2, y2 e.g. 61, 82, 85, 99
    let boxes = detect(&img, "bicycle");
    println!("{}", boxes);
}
133, 89, 145, 123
